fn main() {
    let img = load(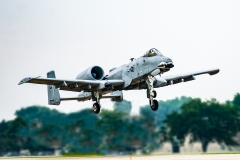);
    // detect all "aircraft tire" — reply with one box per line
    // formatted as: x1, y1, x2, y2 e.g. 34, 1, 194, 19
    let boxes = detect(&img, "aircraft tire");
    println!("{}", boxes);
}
92, 102, 101, 114
153, 90, 157, 98
150, 99, 158, 111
